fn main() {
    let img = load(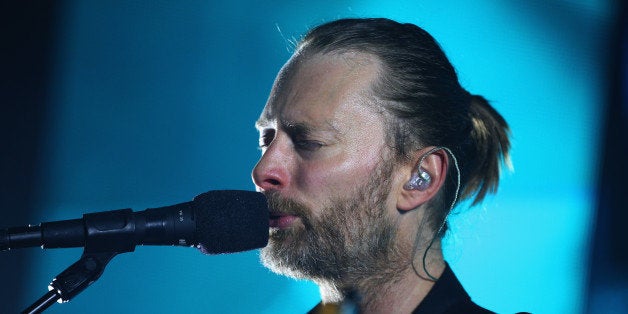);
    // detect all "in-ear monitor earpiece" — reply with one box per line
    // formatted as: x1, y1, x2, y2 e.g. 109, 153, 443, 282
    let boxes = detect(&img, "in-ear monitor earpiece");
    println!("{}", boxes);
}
404, 168, 431, 191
